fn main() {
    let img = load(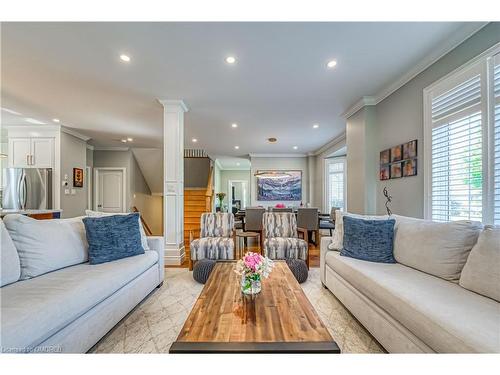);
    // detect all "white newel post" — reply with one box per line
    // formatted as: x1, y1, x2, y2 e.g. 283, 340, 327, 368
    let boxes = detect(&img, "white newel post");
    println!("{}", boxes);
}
159, 99, 188, 265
